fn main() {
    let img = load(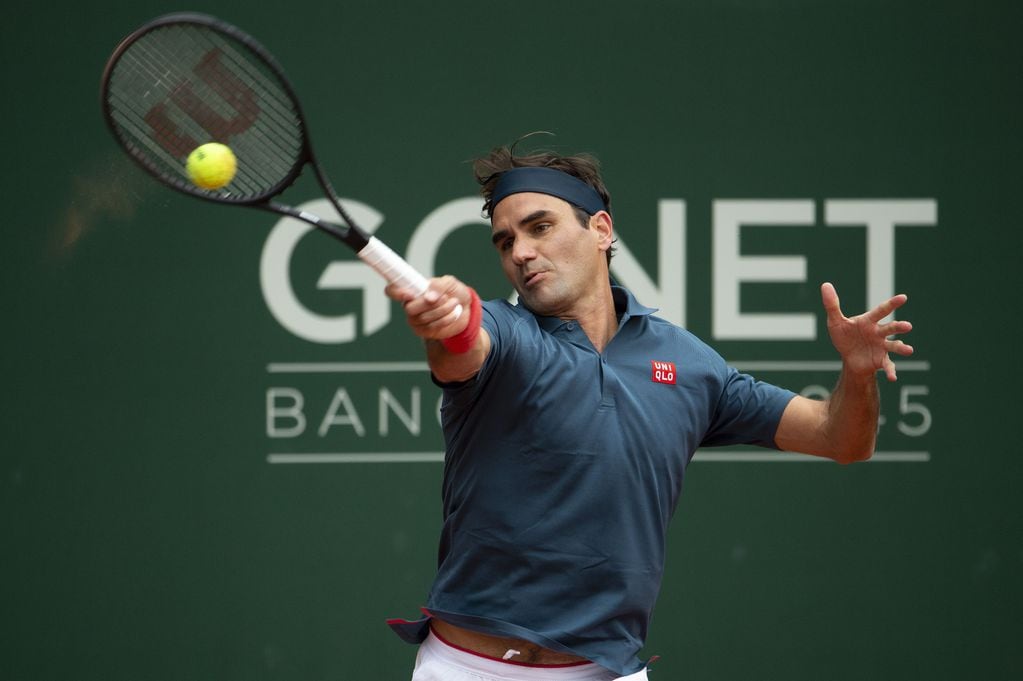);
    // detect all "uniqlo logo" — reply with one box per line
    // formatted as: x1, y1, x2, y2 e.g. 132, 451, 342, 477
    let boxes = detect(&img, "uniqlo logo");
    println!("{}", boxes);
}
651, 361, 676, 384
